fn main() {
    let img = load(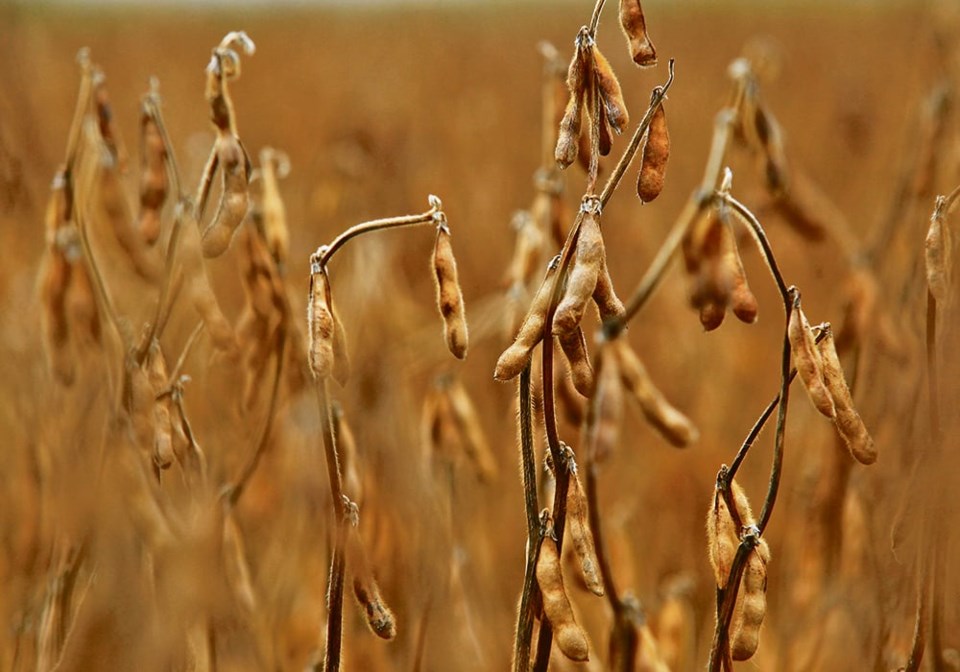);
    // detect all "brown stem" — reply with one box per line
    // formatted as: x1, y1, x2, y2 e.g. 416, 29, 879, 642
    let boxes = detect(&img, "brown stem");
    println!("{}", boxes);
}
588, 0, 607, 35
513, 365, 542, 672
315, 204, 440, 268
